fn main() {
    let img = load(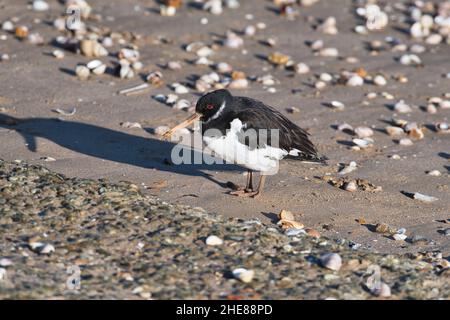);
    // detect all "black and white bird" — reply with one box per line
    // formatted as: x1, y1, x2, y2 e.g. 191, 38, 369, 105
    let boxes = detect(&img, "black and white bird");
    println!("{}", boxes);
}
163, 89, 326, 198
